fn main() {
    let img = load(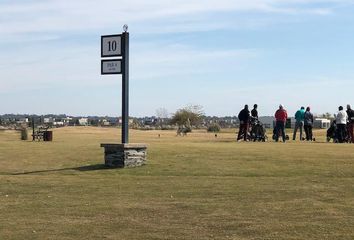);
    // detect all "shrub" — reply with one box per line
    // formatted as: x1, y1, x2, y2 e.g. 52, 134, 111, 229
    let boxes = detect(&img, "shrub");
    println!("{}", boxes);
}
20, 128, 28, 140
170, 105, 204, 129
207, 123, 221, 132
